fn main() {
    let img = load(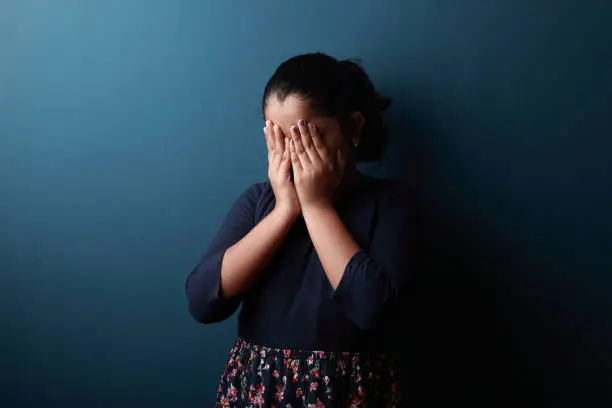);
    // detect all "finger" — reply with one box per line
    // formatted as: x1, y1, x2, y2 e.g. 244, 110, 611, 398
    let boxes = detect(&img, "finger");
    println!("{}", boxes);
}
290, 125, 310, 163
298, 120, 320, 163
281, 137, 291, 169
273, 124, 284, 156
264, 121, 273, 153
297, 120, 313, 149
289, 139, 303, 172
308, 123, 327, 157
